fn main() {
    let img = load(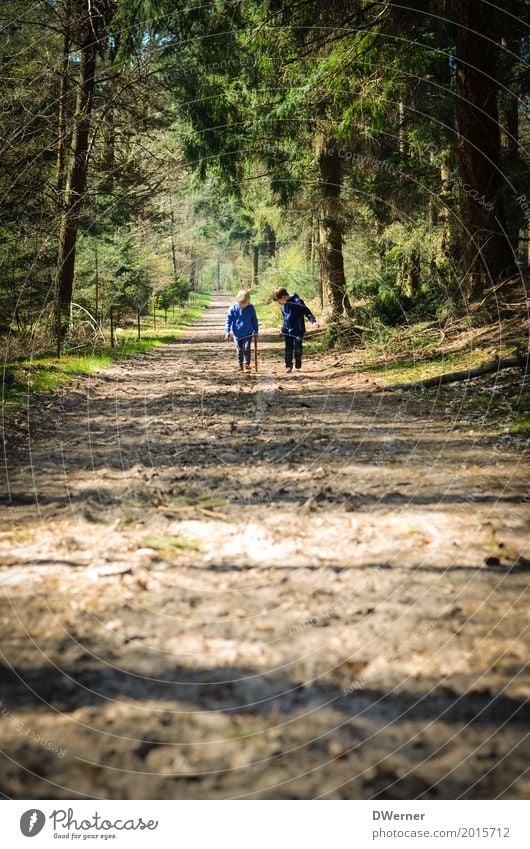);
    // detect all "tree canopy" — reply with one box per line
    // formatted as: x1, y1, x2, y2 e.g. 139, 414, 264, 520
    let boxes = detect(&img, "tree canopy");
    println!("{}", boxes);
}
1, 0, 529, 345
